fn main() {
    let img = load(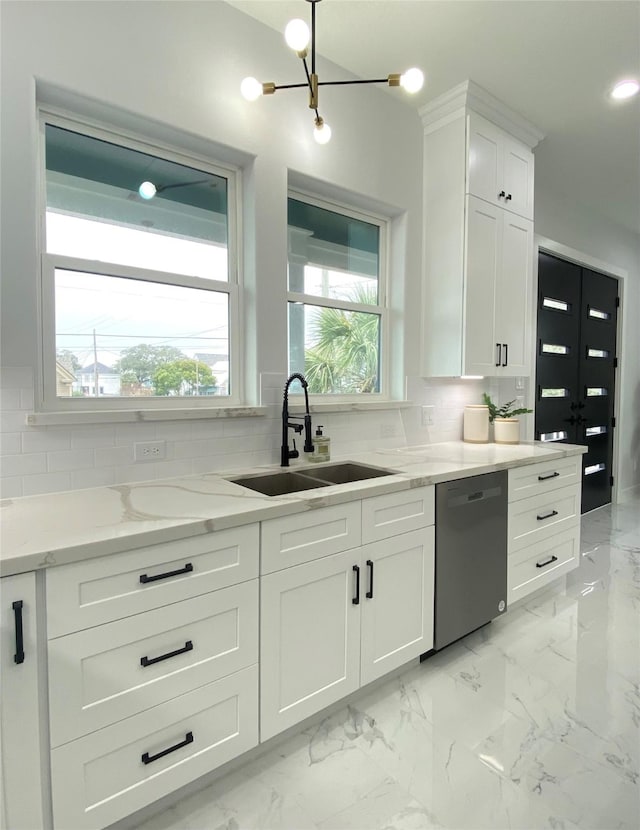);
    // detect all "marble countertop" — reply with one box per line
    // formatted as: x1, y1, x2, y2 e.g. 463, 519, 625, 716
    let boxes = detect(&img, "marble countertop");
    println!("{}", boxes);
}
0, 441, 587, 576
